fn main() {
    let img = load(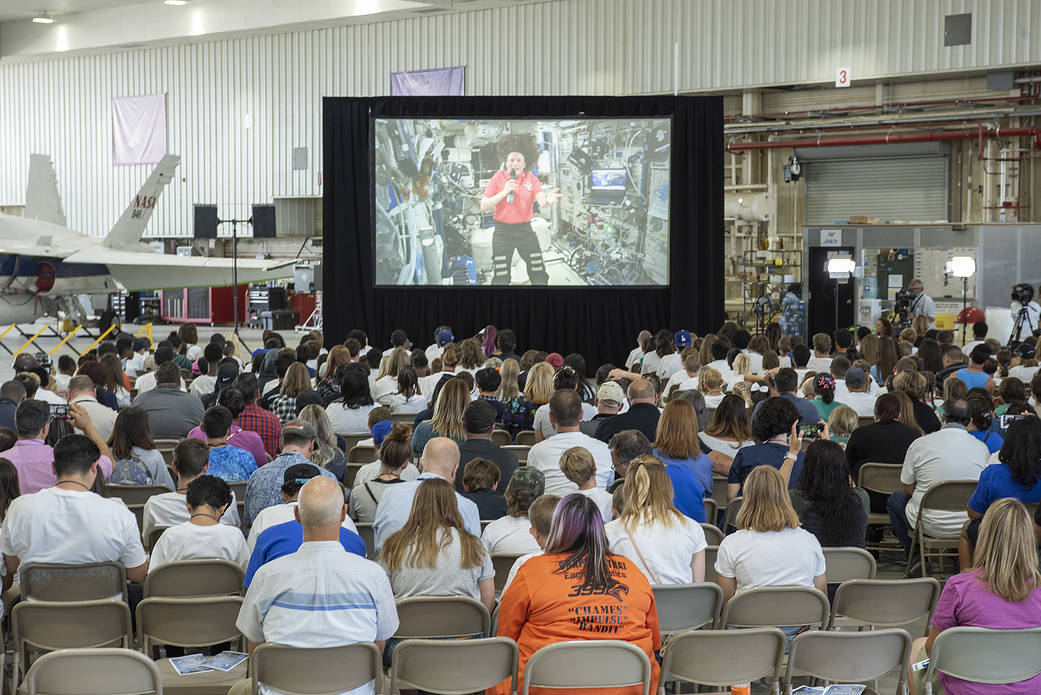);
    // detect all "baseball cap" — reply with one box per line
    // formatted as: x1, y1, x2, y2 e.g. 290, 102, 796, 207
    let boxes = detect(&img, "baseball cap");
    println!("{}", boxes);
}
506, 466, 545, 498
283, 463, 321, 485
597, 381, 625, 408
674, 329, 693, 348
437, 329, 455, 346
215, 361, 240, 391
371, 420, 393, 447
845, 367, 867, 389
294, 389, 323, 412
132, 338, 148, 352
463, 399, 496, 434
281, 420, 317, 442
